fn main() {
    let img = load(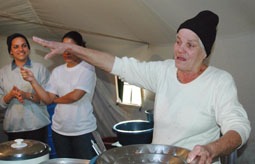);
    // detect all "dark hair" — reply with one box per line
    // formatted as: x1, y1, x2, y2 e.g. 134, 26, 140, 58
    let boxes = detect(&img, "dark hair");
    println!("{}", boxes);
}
62, 31, 86, 47
7, 33, 31, 54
